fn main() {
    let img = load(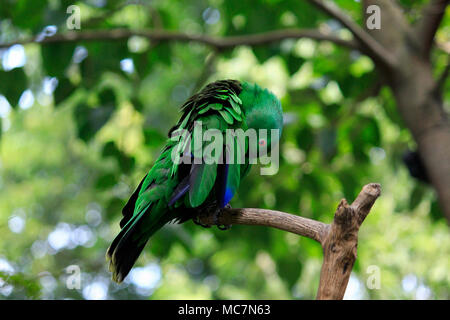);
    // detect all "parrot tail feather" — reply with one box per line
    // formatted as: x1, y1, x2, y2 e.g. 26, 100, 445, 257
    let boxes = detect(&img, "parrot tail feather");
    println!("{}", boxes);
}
106, 204, 165, 283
